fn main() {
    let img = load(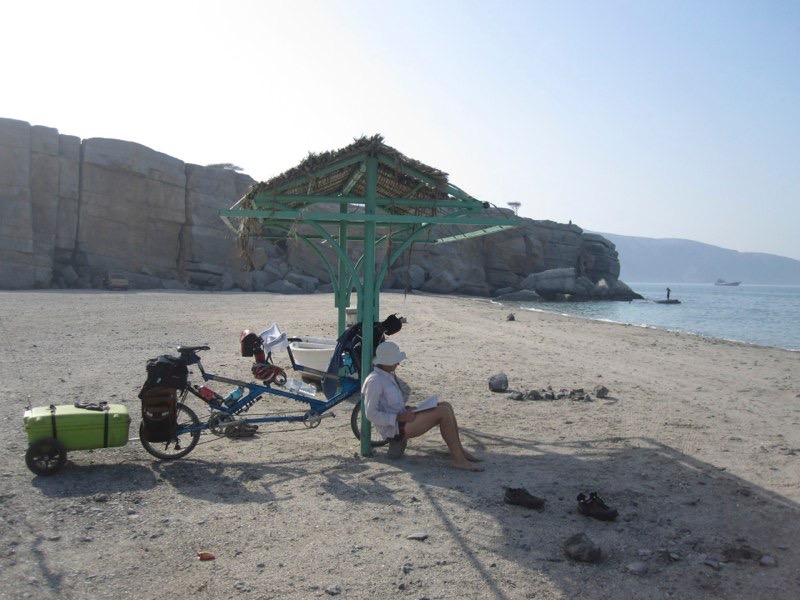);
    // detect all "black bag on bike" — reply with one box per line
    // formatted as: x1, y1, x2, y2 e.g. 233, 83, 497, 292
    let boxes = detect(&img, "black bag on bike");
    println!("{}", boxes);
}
138, 354, 188, 398
140, 386, 177, 443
